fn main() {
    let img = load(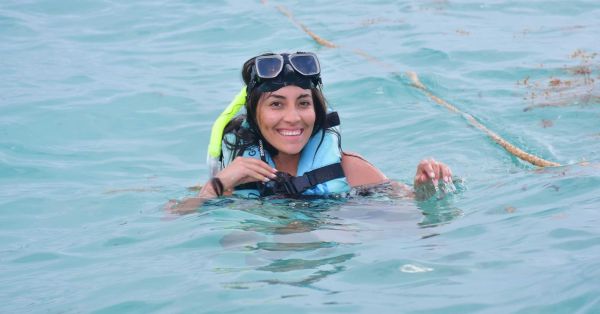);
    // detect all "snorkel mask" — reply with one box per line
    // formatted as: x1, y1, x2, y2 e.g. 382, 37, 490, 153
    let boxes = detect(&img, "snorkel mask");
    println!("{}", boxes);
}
207, 52, 323, 177
247, 52, 322, 94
